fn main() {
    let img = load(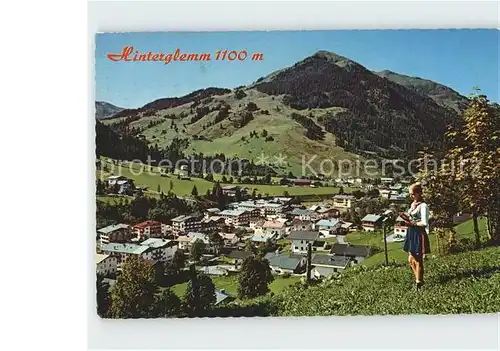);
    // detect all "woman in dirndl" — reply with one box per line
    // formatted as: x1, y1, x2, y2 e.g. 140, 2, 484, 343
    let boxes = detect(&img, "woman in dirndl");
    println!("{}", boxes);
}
403, 182, 431, 290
